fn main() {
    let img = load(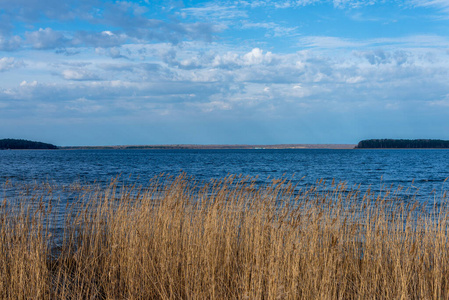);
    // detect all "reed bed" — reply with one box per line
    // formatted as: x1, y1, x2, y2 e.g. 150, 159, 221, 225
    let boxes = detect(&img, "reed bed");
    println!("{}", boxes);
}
1, 174, 449, 299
